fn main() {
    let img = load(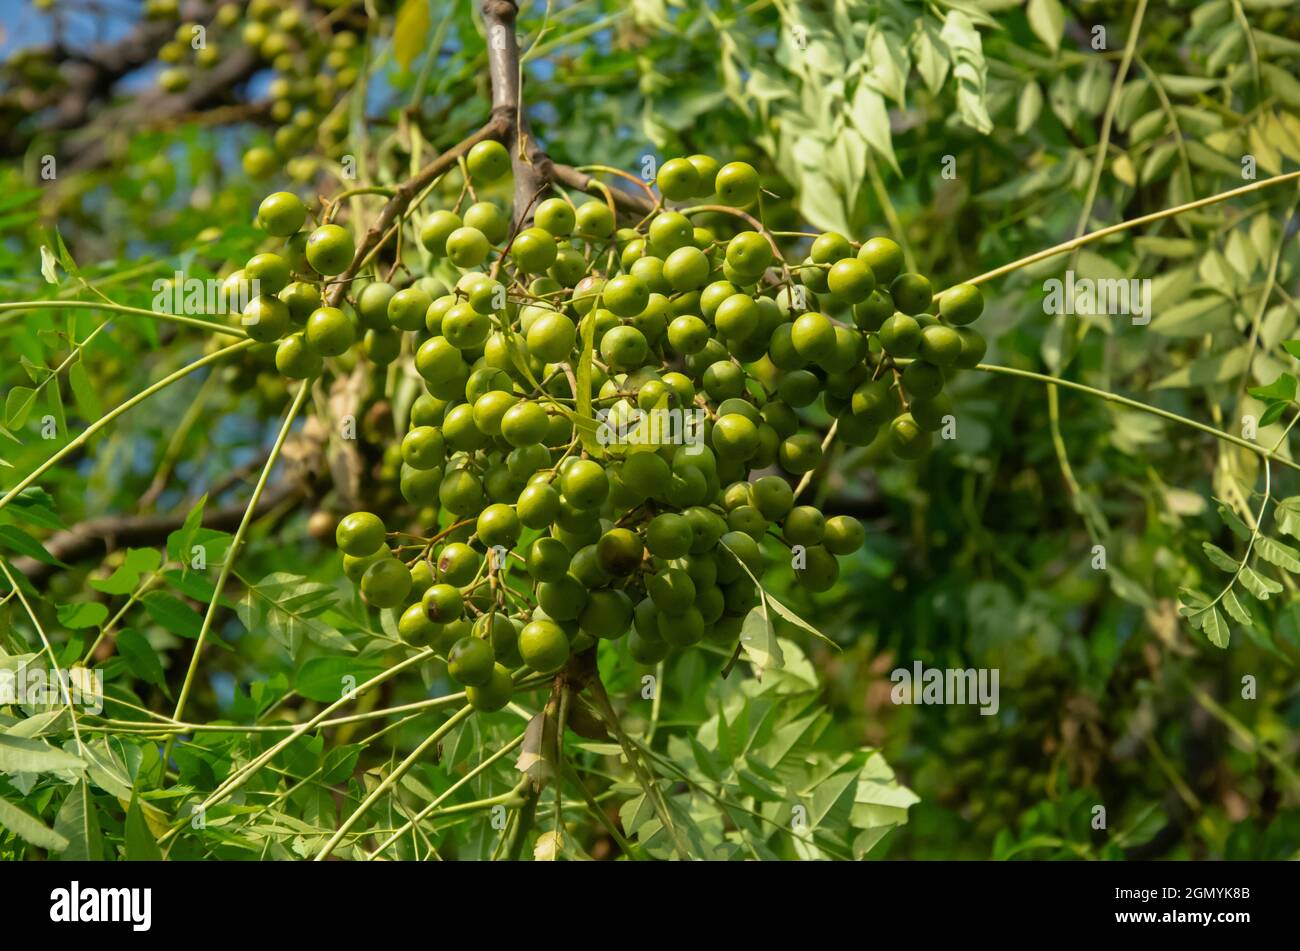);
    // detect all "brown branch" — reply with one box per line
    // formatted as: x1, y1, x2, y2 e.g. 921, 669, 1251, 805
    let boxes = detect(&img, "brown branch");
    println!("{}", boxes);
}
11, 483, 305, 585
